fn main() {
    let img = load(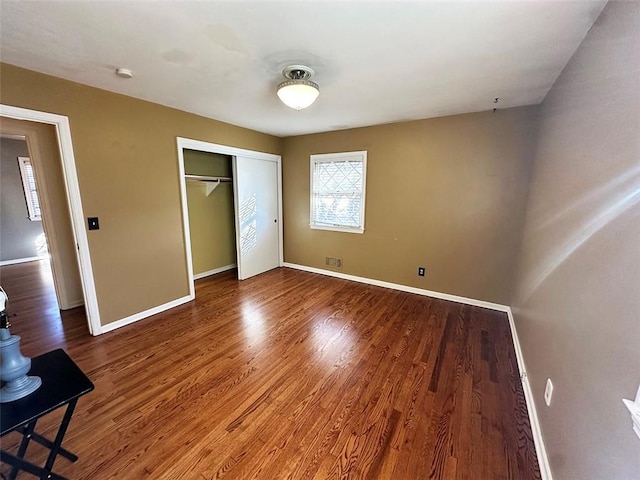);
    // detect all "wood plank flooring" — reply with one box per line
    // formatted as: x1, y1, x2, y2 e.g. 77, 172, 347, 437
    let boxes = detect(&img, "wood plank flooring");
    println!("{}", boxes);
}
0, 260, 541, 479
